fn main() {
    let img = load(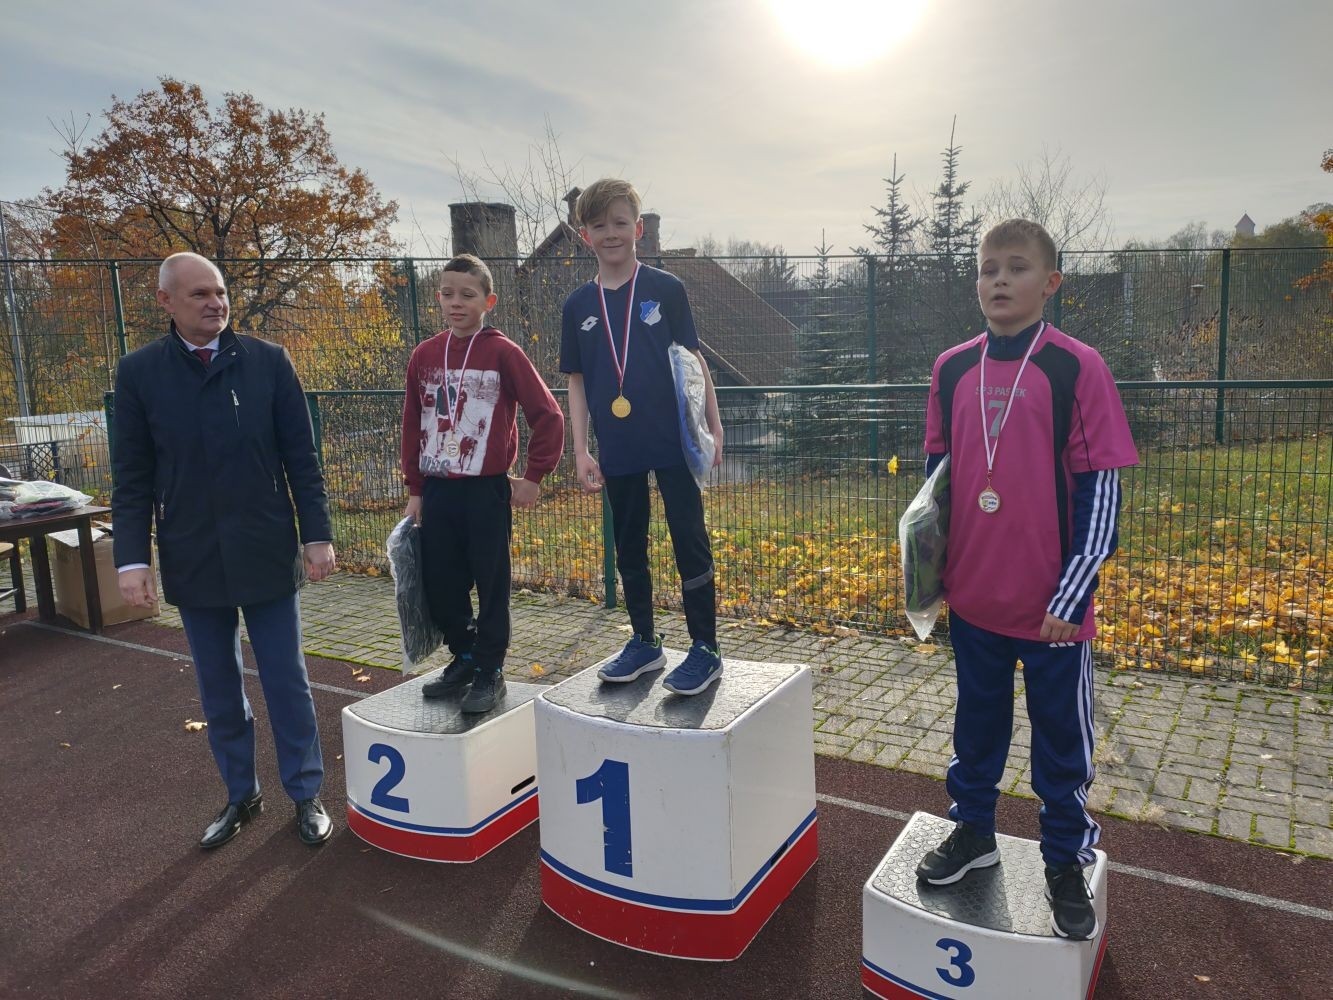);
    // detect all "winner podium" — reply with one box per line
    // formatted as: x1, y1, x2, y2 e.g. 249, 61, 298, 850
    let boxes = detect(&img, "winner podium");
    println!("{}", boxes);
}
535, 652, 817, 960
862, 812, 1108, 999
341, 672, 543, 862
